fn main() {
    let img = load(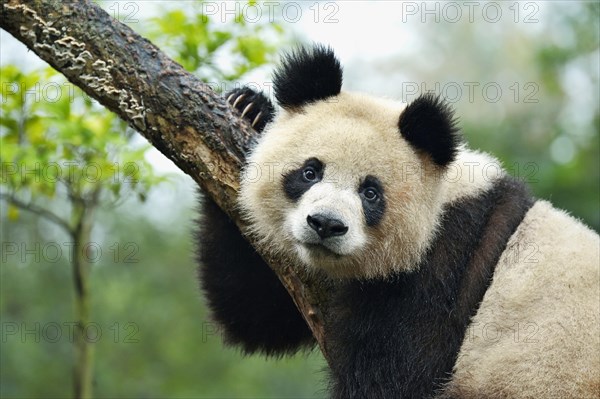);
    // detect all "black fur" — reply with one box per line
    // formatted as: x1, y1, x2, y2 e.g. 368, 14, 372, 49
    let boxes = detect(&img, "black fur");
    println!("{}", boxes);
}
196, 86, 313, 356
273, 44, 343, 110
283, 158, 324, 202
196, 198, 315, 356
225, 86, 275, 133
326, 177, 534, 398
398, 93, 461, 167
359, 175, 386, 227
